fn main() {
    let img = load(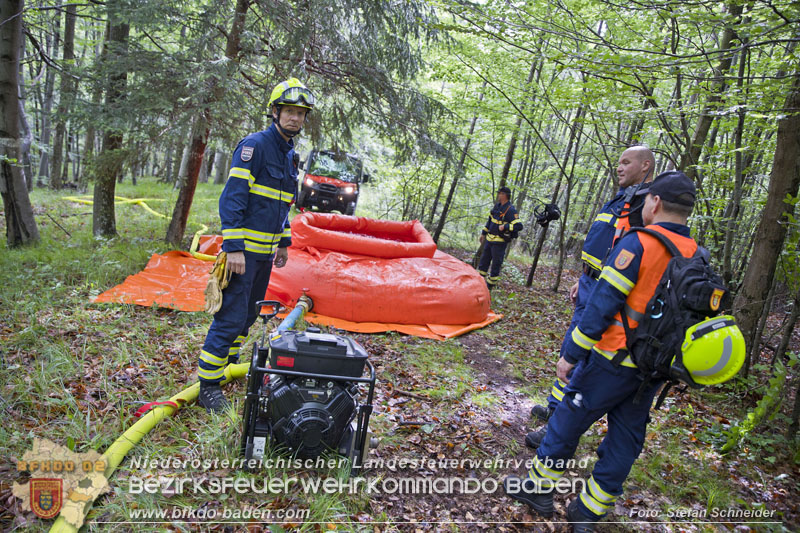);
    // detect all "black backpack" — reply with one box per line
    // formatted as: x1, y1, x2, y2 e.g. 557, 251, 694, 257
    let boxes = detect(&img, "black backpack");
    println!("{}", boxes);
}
612, 227, 731, 408
535, 203, 561, 228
